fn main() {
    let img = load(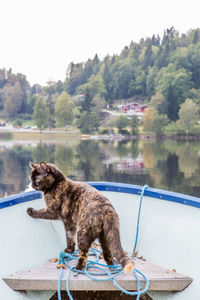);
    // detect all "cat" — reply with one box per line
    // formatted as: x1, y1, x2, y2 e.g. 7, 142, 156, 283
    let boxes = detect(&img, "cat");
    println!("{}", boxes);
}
27, 161, 134, 273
